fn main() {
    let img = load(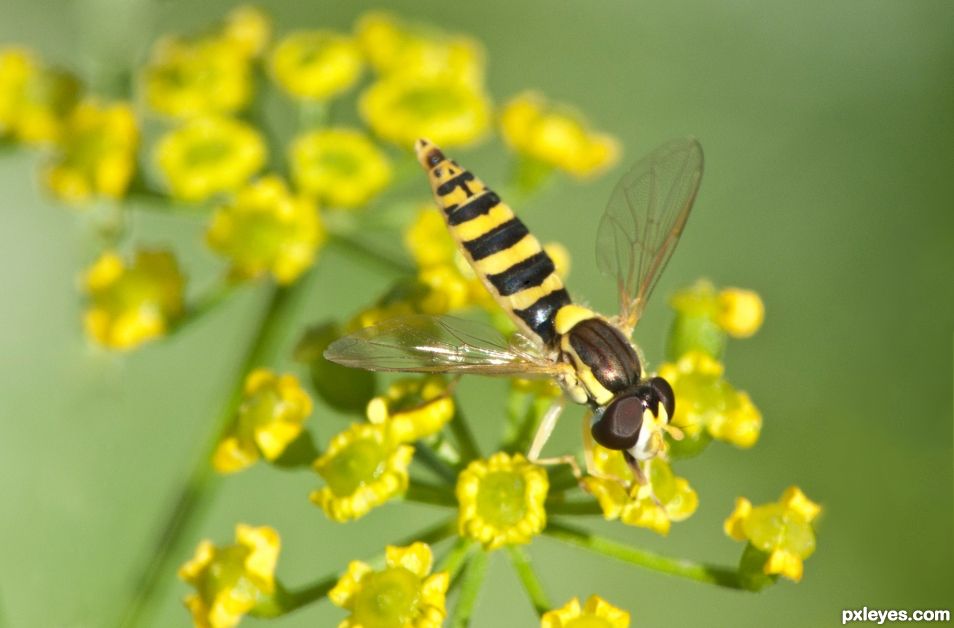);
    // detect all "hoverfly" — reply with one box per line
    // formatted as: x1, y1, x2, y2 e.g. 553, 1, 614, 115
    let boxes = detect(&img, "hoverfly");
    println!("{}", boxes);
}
325, 137, 703, 483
